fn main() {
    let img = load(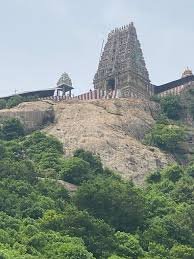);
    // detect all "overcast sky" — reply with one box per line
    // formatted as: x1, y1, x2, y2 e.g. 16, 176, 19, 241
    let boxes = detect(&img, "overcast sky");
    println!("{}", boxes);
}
0, 0, 193, 97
